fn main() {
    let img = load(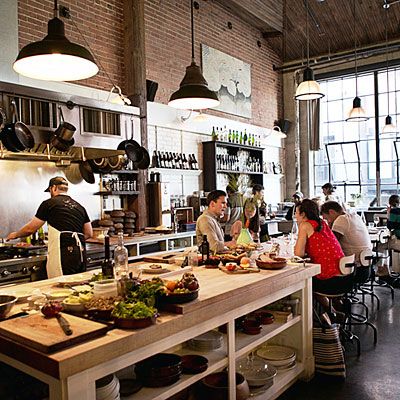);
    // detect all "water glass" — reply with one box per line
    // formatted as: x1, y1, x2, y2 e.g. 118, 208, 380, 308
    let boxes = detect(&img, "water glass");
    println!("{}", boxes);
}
188, 251, 198, 270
